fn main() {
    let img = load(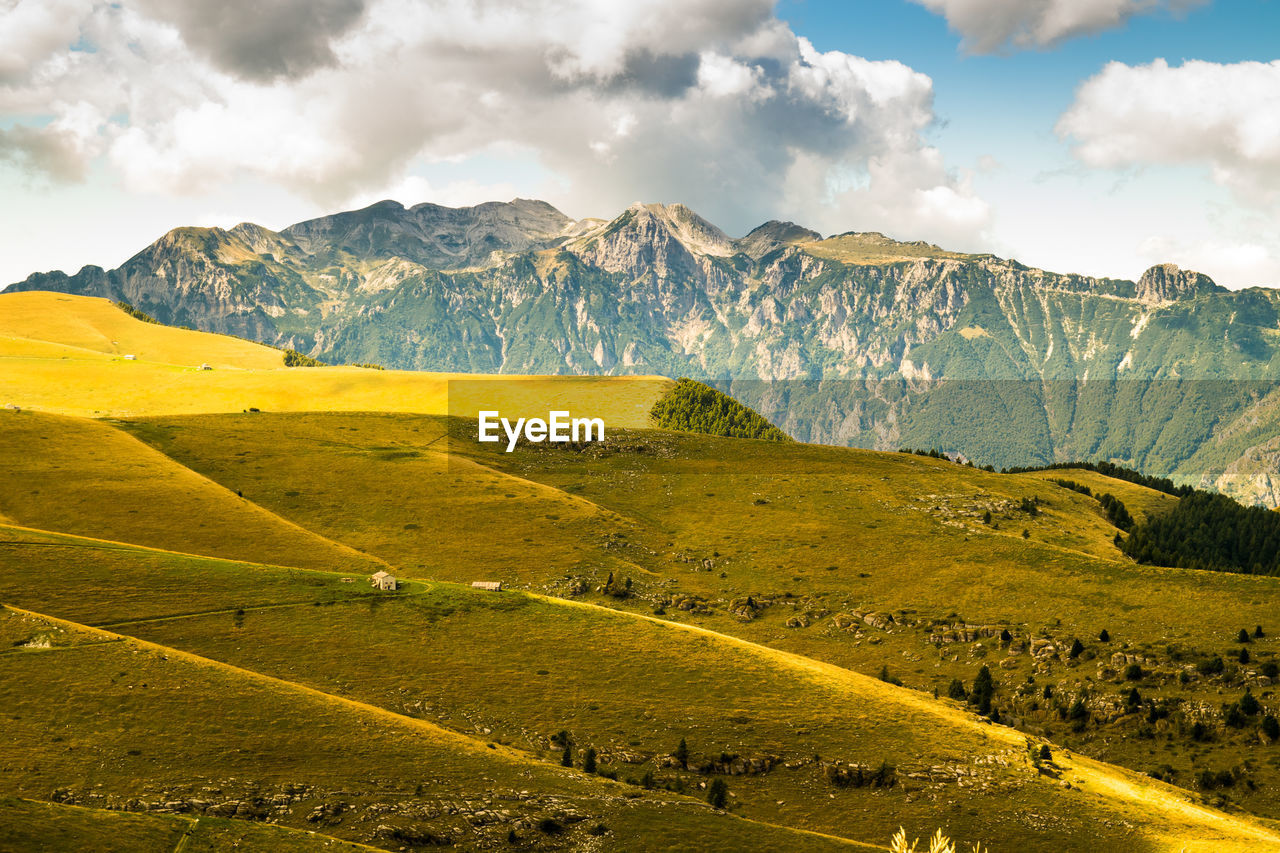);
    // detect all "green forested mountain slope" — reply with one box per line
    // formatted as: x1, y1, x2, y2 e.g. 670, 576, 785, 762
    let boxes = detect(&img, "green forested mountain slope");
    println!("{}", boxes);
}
9, 200, 1280, 504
